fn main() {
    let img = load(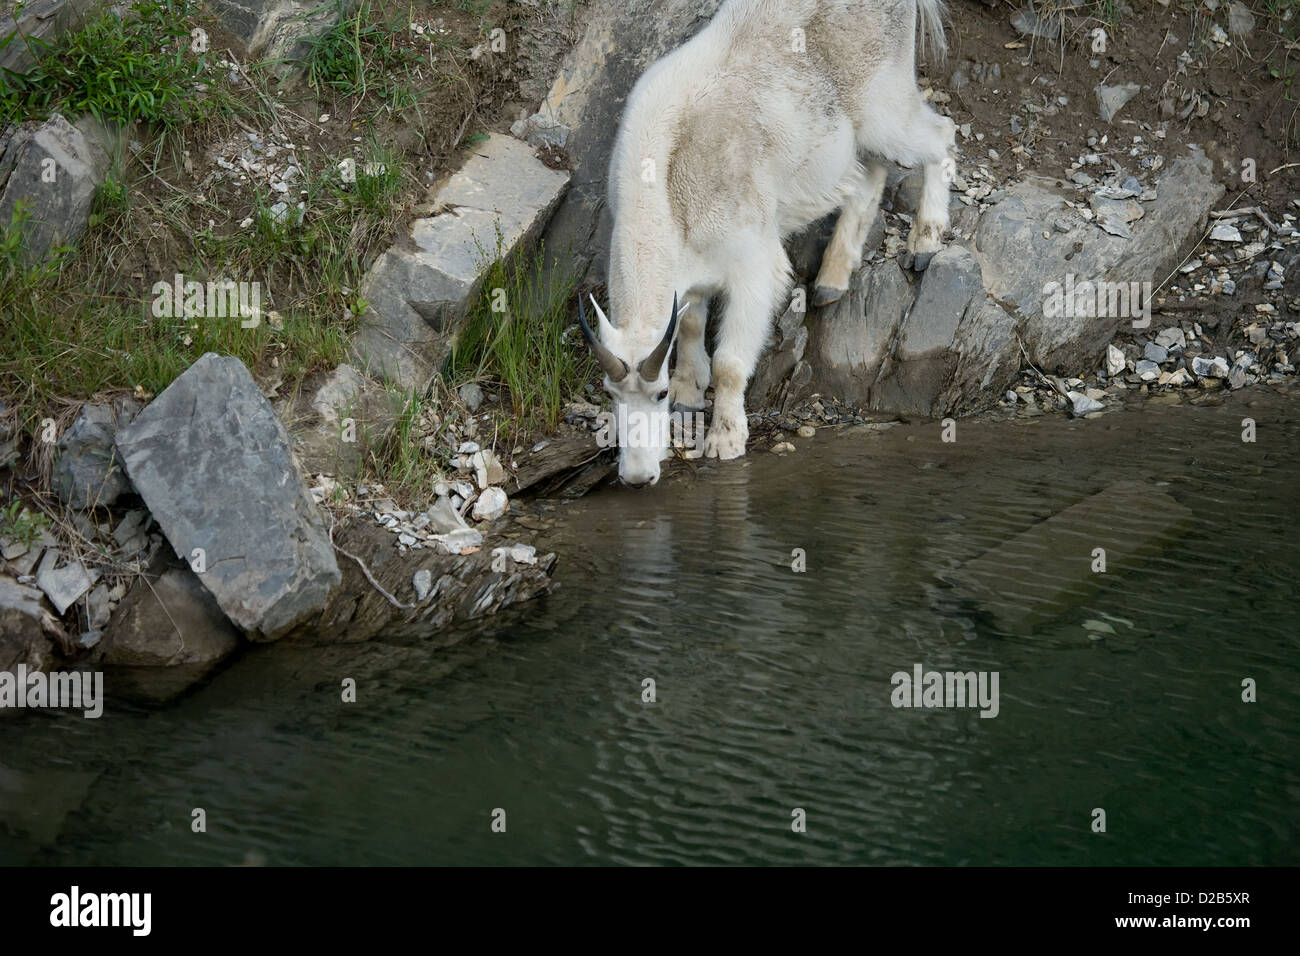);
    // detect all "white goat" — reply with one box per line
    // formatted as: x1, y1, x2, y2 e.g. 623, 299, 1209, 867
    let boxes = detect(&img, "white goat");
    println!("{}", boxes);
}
579, 0, 955, 487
